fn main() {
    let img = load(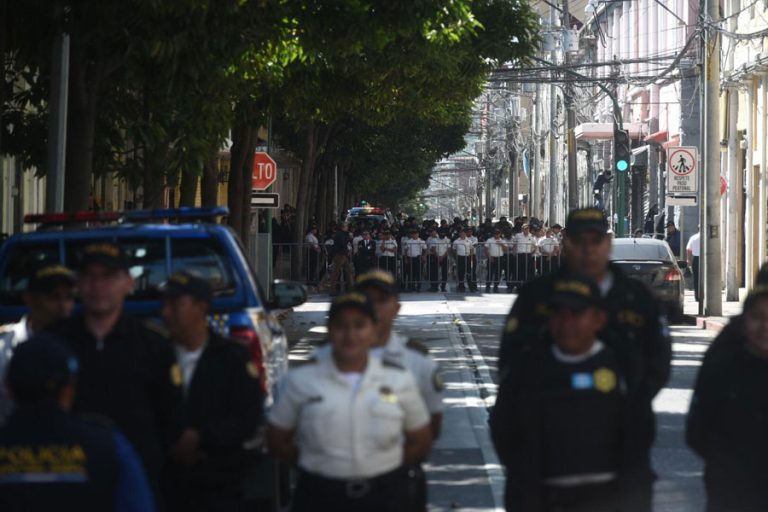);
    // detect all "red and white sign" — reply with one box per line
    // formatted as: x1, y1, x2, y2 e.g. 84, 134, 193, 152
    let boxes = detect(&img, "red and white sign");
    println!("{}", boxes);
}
667, 146, 698, 194
720, 176, 727, 197
252, 152, 277, 191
